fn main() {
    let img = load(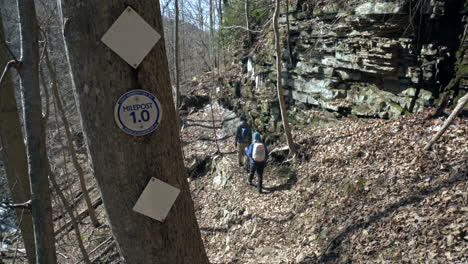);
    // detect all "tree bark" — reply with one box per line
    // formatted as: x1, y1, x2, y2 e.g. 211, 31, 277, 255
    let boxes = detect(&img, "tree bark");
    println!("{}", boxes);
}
424, 93, 468, 151
273, 0, 296, 155
57, 1, 209, 263
0, 17, 36, 264
17, 1, 57, 263
44, 48, 100, 227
